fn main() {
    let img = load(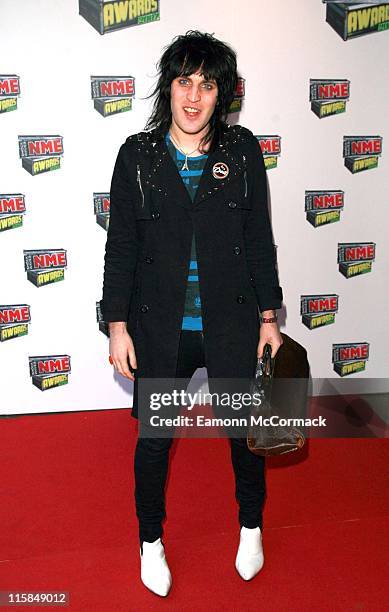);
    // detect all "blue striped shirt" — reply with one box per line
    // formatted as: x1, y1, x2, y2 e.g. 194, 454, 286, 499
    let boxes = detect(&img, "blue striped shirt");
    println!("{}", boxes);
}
165, 132, 208, 331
